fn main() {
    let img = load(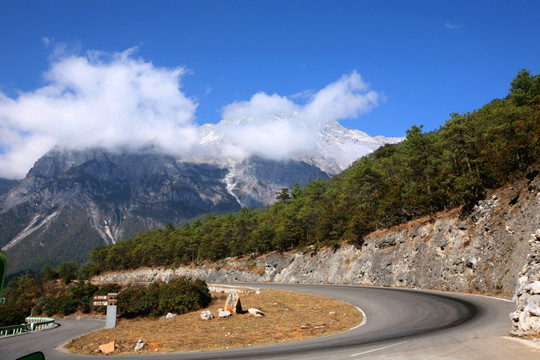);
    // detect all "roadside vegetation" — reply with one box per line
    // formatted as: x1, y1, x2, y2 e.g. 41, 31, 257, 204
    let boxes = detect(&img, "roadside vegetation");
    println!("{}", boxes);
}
79, 69, 539, 275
